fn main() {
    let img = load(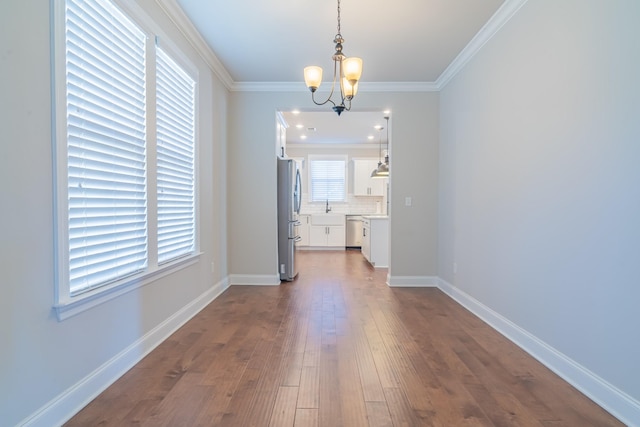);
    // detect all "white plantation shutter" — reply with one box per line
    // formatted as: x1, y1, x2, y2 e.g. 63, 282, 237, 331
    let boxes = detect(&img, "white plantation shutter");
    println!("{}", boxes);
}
310, 158, 346, 202
65, 0, 148, 294
156, 47, 196, 263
